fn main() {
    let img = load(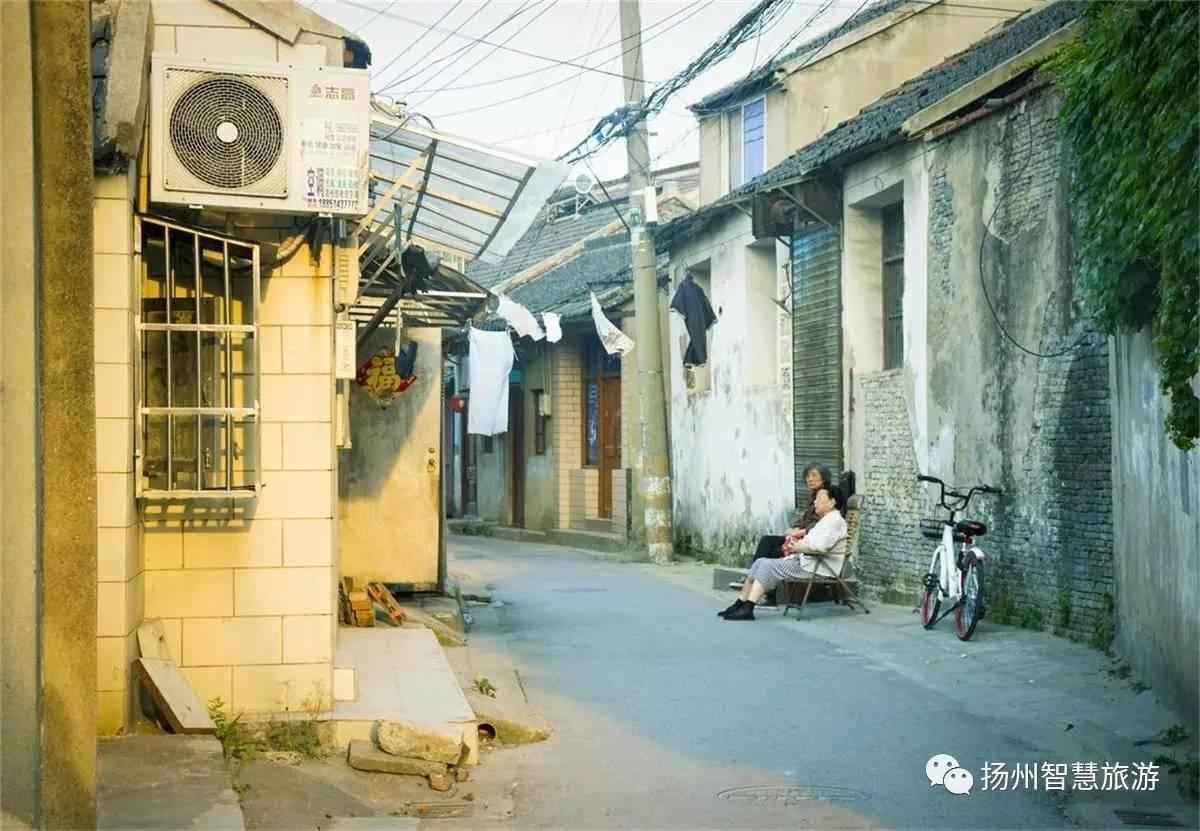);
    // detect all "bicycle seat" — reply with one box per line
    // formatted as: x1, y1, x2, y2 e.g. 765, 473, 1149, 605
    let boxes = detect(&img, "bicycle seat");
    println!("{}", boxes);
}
956, 520, 987, 538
